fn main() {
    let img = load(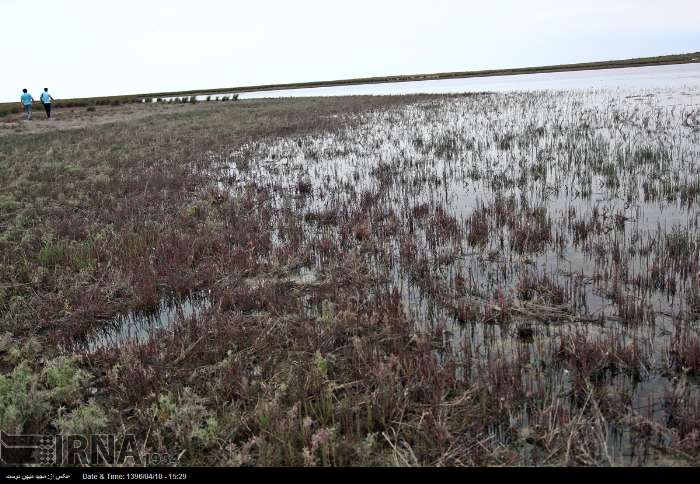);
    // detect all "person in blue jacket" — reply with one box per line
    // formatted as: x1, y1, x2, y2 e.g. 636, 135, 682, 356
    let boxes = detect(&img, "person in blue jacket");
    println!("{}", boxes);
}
20, 89, 34, 120
40, 88, 54, 118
